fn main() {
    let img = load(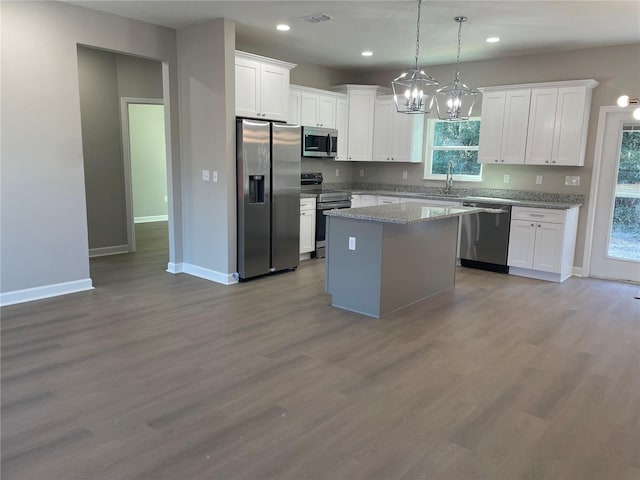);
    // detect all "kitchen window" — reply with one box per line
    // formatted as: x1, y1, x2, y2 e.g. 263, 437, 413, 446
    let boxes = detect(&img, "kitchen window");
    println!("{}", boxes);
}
424, 118, 482, 181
